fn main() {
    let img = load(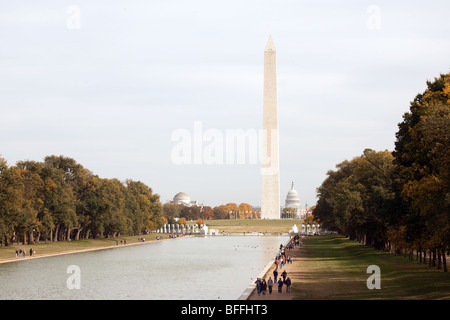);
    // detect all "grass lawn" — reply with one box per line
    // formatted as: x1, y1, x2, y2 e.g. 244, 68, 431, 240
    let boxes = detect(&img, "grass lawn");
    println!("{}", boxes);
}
293, 235, 450, 300
0, 233, 162, 262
